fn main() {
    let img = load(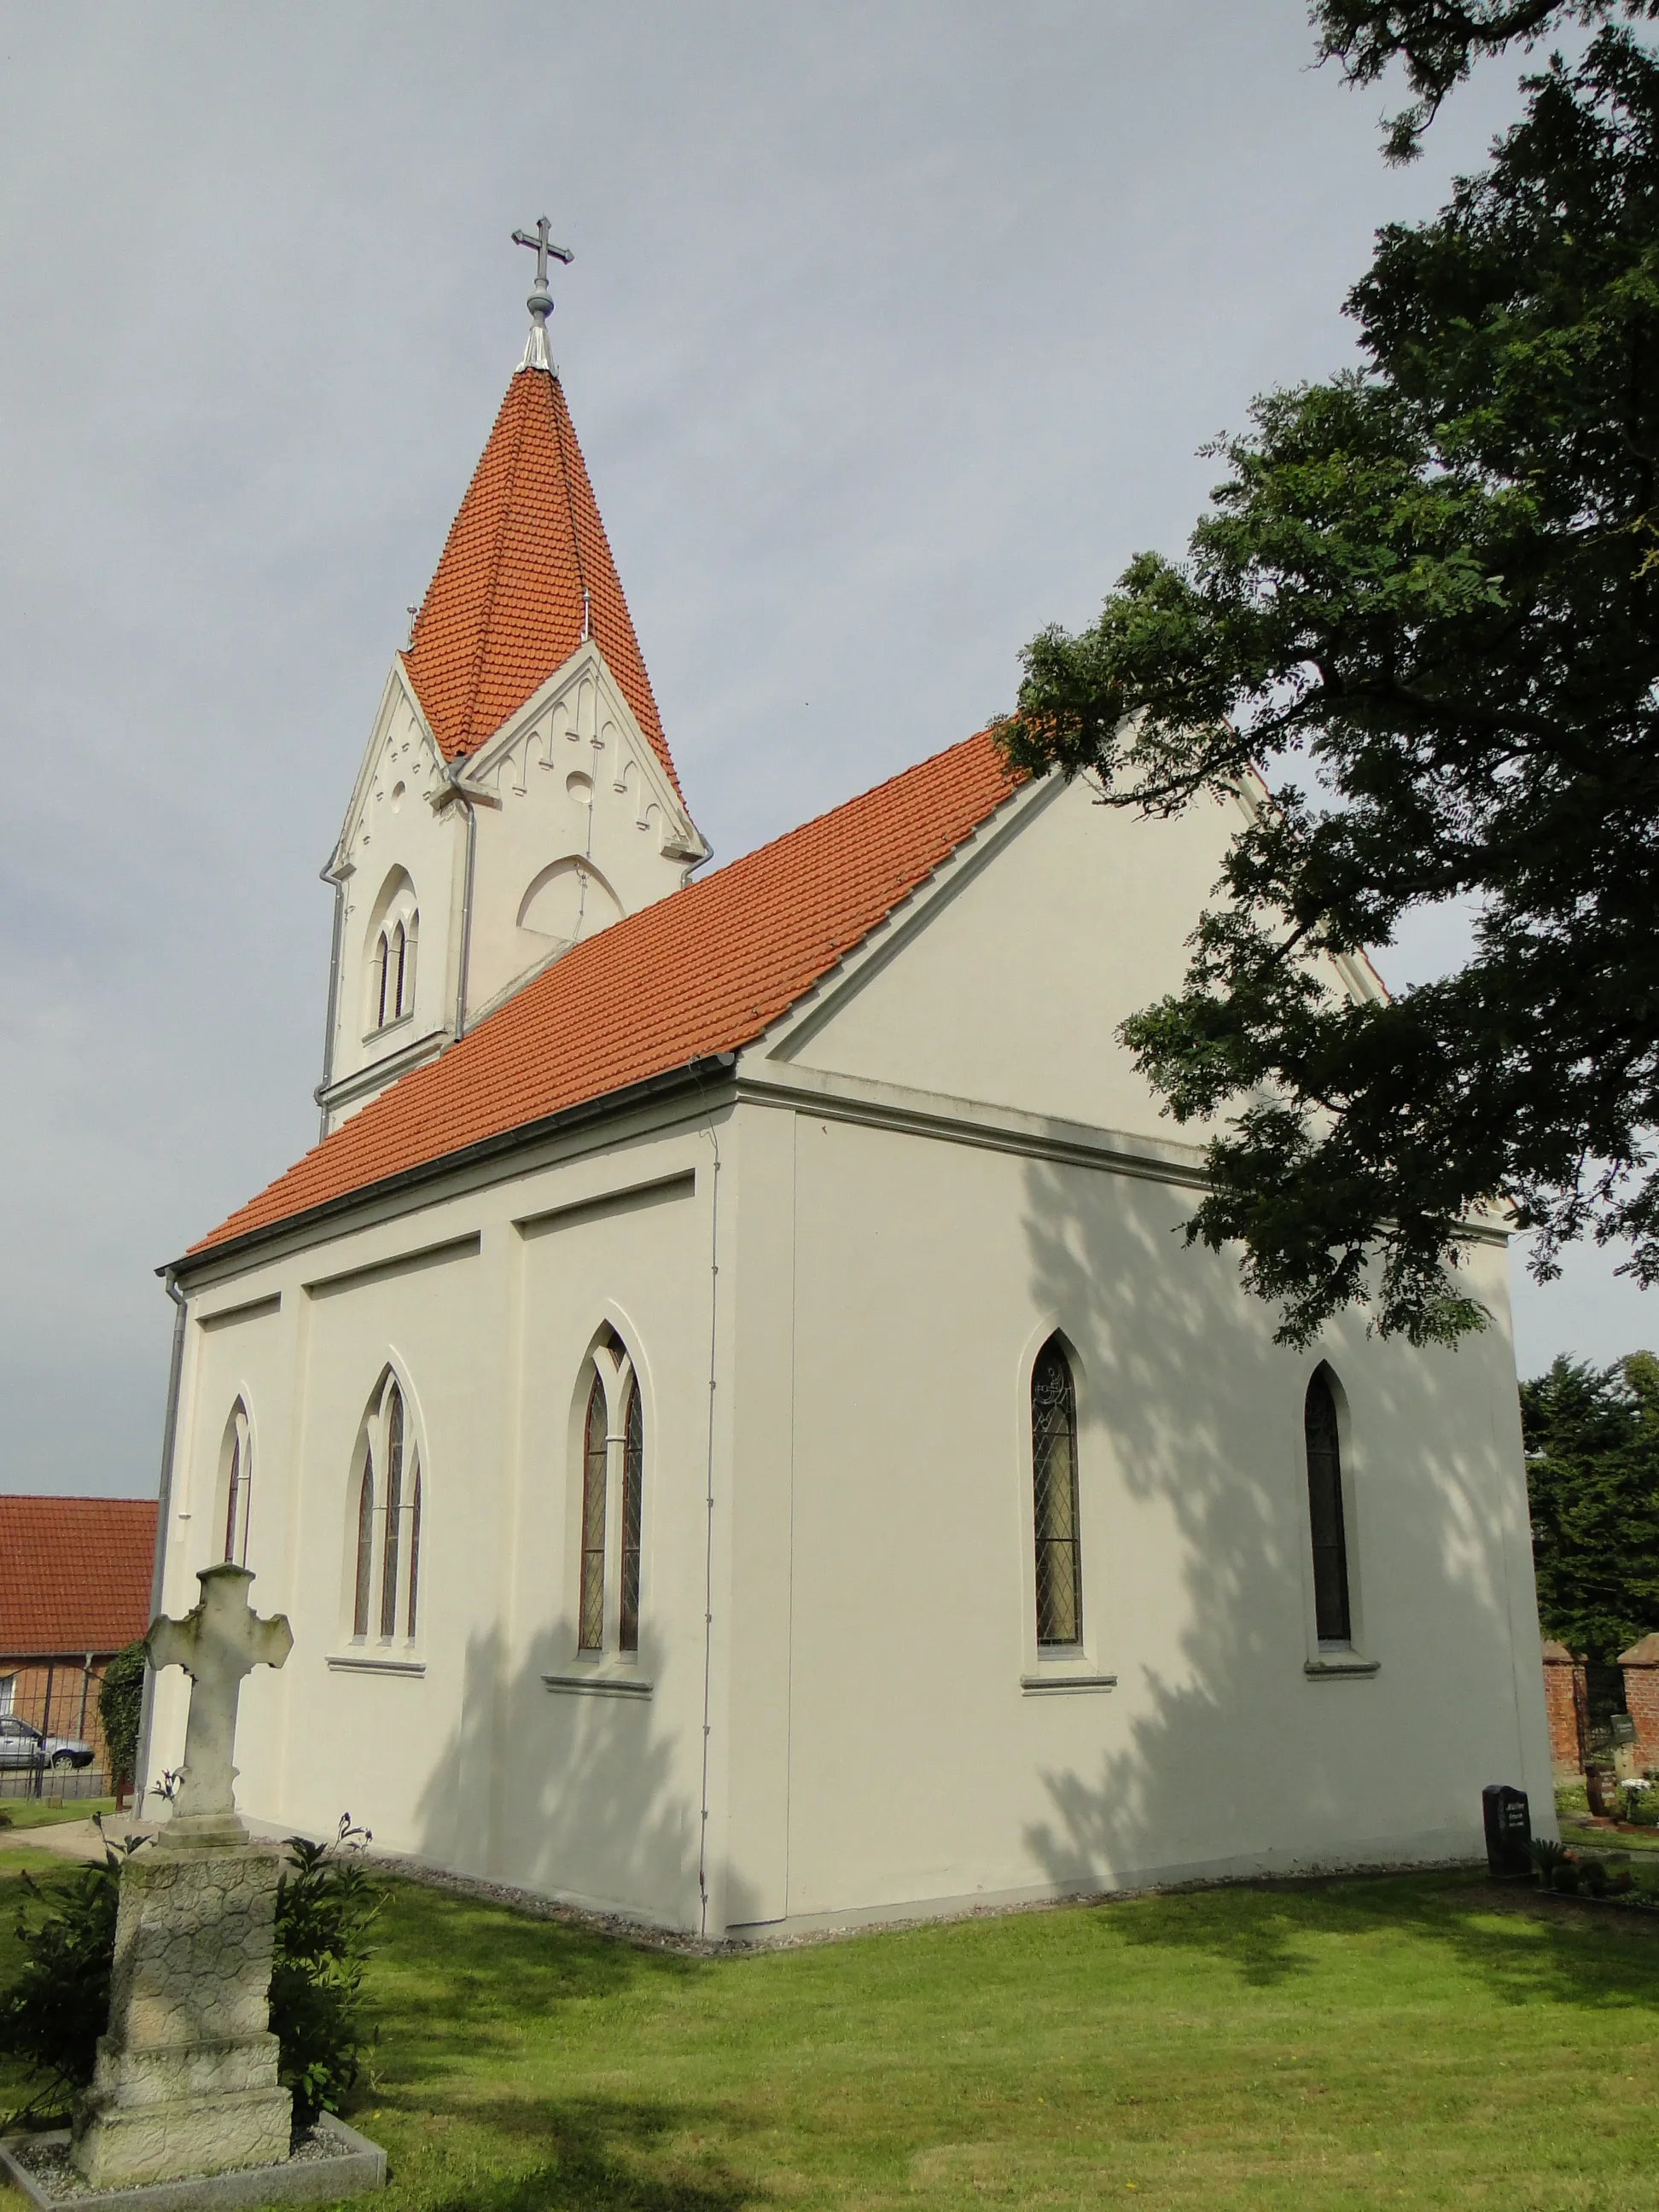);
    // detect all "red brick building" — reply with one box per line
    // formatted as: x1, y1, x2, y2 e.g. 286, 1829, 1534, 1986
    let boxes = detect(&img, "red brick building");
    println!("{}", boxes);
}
0, 1496, 157, 1776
